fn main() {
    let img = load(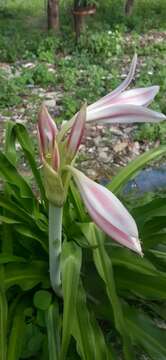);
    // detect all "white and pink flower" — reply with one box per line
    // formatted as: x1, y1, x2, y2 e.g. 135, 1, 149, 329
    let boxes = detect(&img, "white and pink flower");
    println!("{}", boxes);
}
37, 55, 166, 255
87, 54, 165, 124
